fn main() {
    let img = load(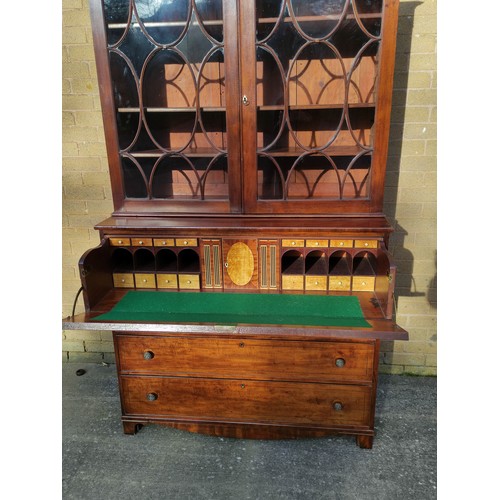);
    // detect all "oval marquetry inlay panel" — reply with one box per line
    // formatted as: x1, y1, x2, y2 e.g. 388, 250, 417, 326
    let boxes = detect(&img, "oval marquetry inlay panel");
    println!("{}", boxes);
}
226, 242, 254, 286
